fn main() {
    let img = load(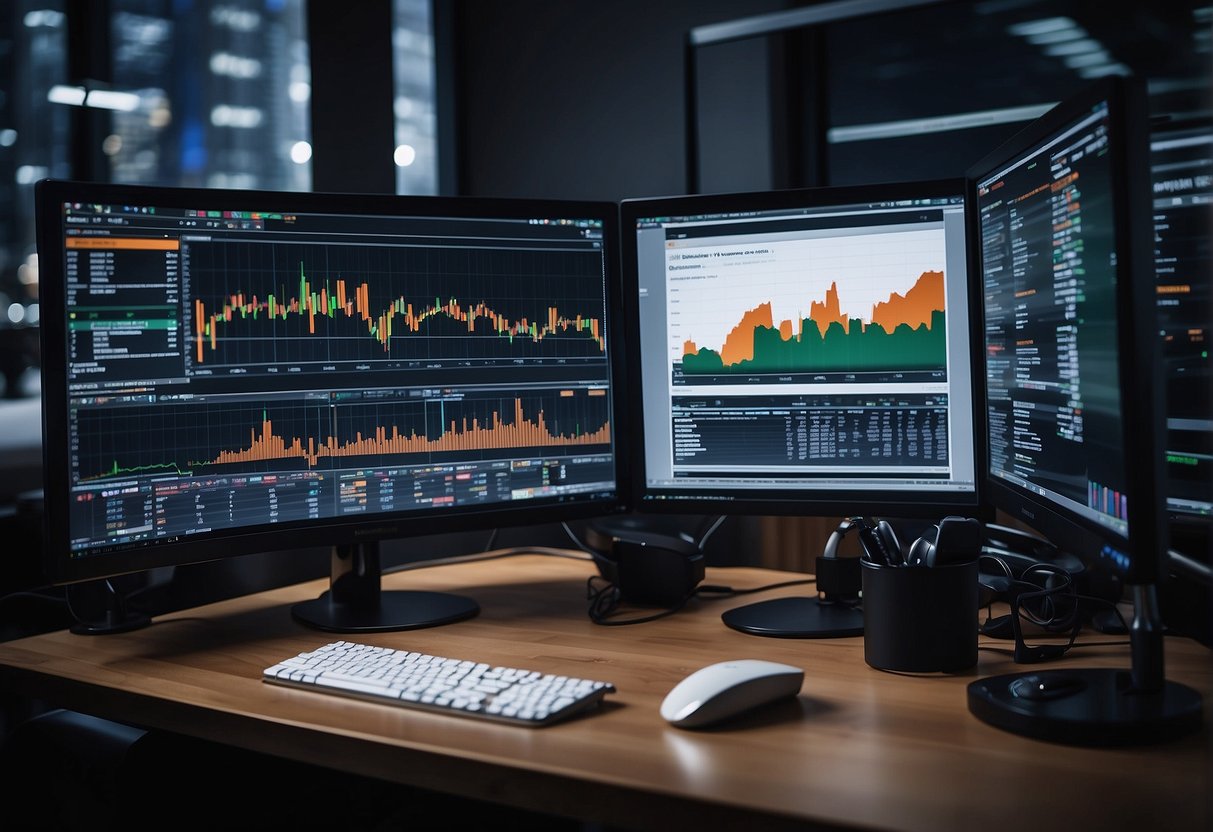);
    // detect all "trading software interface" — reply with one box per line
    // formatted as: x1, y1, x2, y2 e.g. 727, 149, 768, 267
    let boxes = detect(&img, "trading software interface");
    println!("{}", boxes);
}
1150, 125, 1212, 521
56, 200, 615, 556
632, 194, 975, 497
976, 99, 1130, 539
